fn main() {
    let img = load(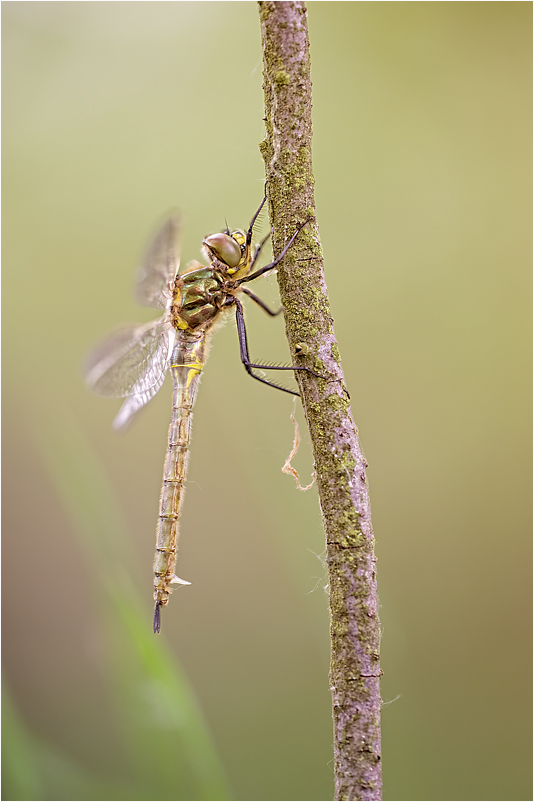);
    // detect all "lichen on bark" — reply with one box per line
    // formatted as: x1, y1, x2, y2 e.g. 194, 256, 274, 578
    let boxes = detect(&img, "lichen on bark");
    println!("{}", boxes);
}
257, 3, 383, 800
